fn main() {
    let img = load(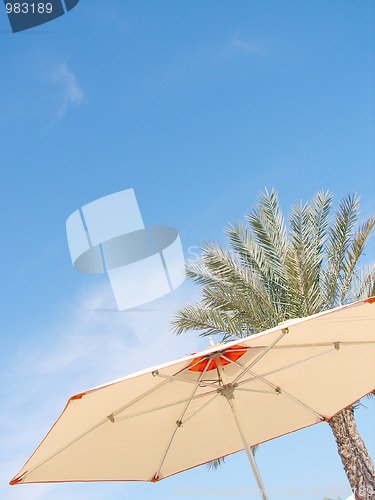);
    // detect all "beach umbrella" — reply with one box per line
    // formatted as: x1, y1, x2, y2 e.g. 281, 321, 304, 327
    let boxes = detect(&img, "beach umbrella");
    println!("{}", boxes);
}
10, 298, 375, 500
